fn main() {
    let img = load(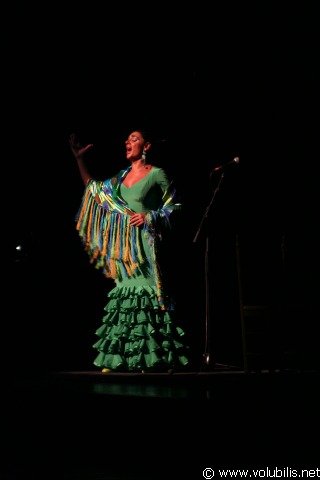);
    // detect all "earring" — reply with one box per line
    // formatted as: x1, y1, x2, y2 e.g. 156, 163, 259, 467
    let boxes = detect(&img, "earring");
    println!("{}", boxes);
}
142, 149, 147, 164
